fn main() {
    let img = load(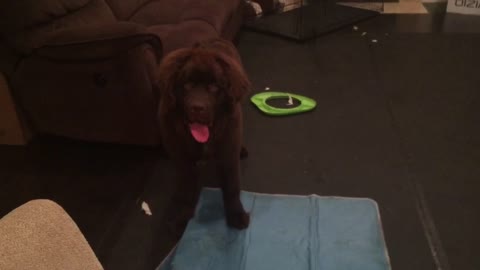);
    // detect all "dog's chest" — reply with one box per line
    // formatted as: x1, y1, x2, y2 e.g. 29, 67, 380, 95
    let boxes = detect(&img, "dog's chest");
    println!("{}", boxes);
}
194, 142, 215, 168
201, 142, 215, 160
